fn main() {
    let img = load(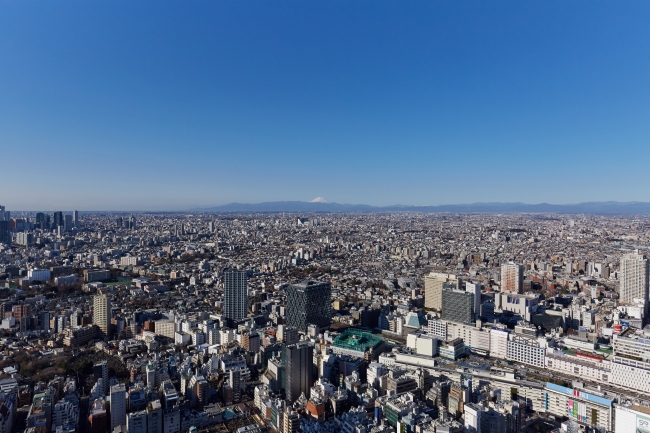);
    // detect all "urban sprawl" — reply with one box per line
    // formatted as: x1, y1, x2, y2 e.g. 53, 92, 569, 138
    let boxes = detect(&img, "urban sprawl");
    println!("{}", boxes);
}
1, 205, 650, 433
